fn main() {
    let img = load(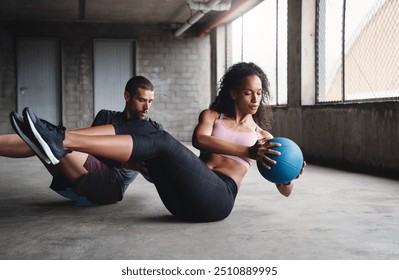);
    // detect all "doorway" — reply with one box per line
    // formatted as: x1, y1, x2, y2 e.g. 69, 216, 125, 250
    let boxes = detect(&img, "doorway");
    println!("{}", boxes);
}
17, 38, 61, 123
93, 39, 135, 114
